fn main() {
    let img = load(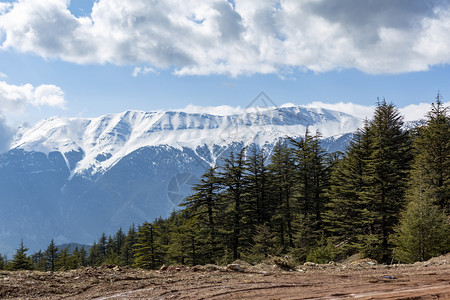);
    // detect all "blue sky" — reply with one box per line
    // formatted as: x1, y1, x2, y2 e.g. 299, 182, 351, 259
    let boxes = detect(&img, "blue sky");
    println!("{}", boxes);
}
1, 0, 450, 129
